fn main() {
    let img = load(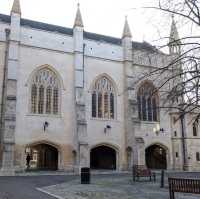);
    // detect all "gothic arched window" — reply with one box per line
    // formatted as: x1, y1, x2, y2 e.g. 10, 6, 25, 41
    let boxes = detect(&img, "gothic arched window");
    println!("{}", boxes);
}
137, 82, 159, 121
30, 68, 60, 115
92, 76, 115, 119
193, 120, 198, 136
